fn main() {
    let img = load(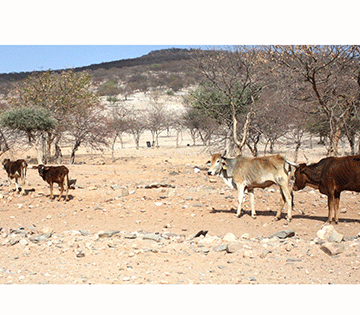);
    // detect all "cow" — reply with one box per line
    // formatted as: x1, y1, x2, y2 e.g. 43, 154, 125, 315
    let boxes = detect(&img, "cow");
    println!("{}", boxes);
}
207, 152, 297, 221
35, 164, 70, 201
2, 159, 27, 194
293, 155, 360, 224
